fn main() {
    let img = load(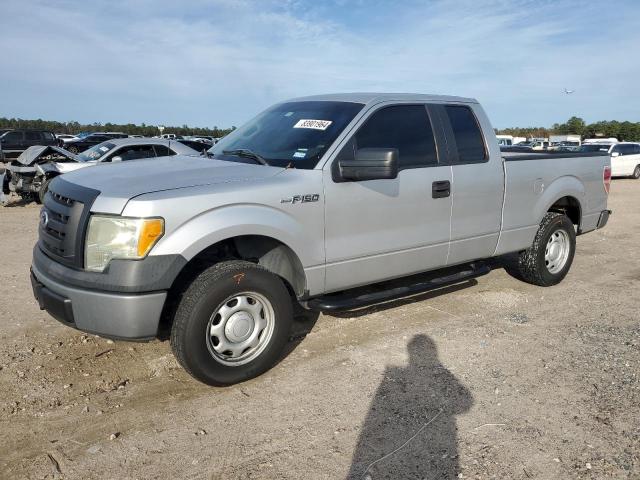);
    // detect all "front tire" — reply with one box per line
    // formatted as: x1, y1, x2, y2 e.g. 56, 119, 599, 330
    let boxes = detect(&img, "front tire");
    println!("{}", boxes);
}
516, 212, 576, 286
632, 165, 640, 179
170, 260, 293, 385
